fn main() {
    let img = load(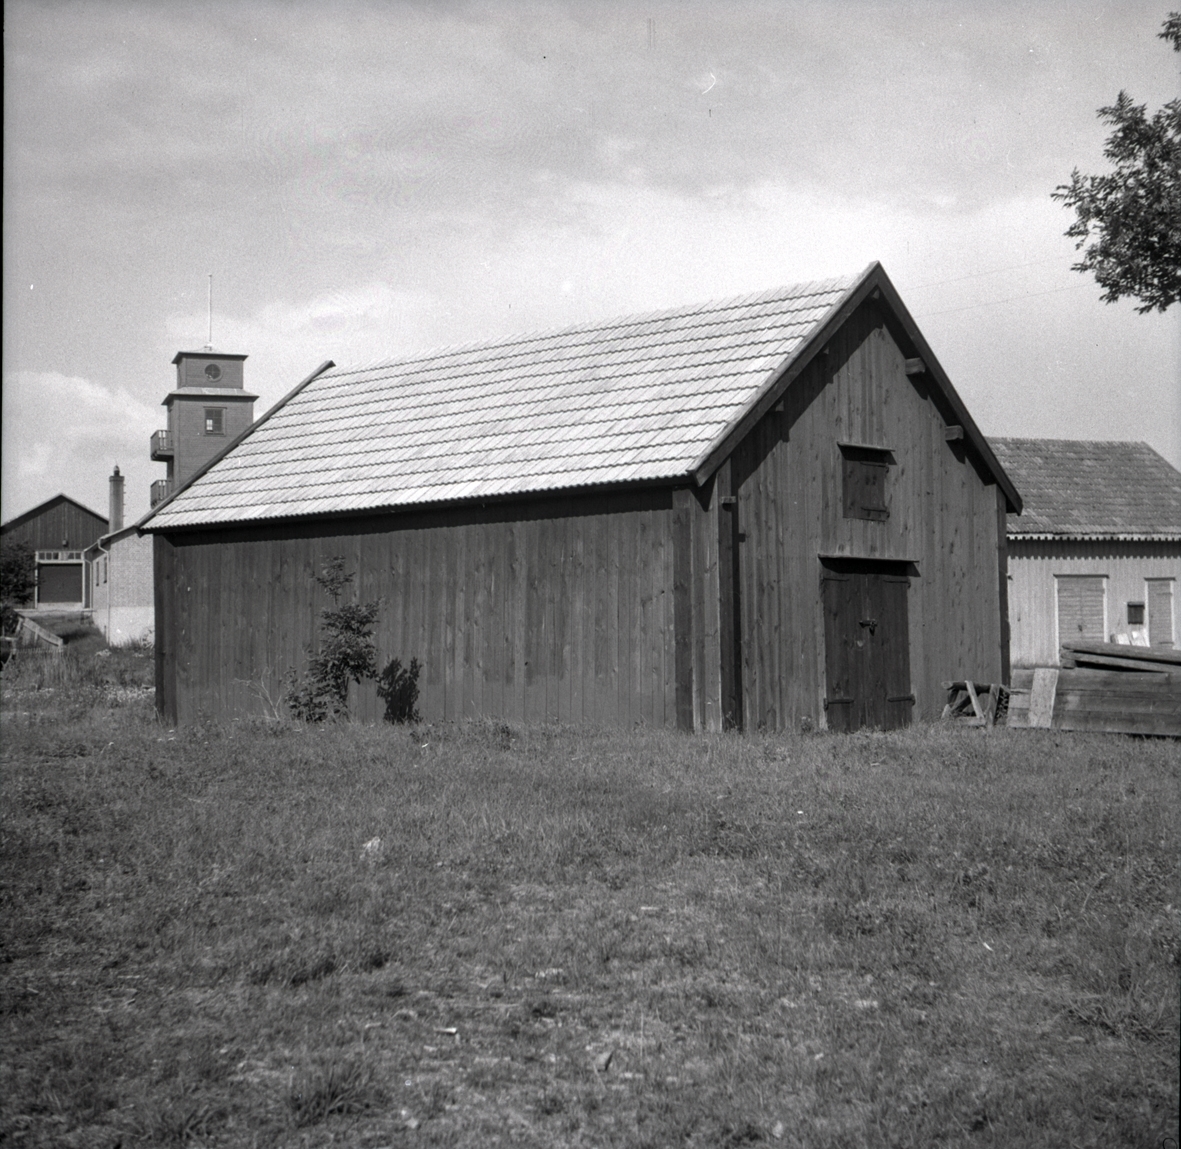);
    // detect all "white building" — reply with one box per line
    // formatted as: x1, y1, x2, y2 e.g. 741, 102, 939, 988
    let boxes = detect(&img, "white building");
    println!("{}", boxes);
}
990, 438, 1181, 668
